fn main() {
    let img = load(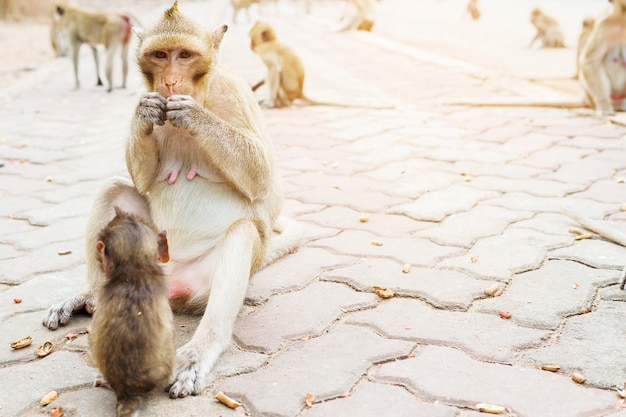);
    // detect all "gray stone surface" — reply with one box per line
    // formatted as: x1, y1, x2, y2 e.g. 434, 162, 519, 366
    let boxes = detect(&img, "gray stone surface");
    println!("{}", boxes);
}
374, 346, 617, 417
